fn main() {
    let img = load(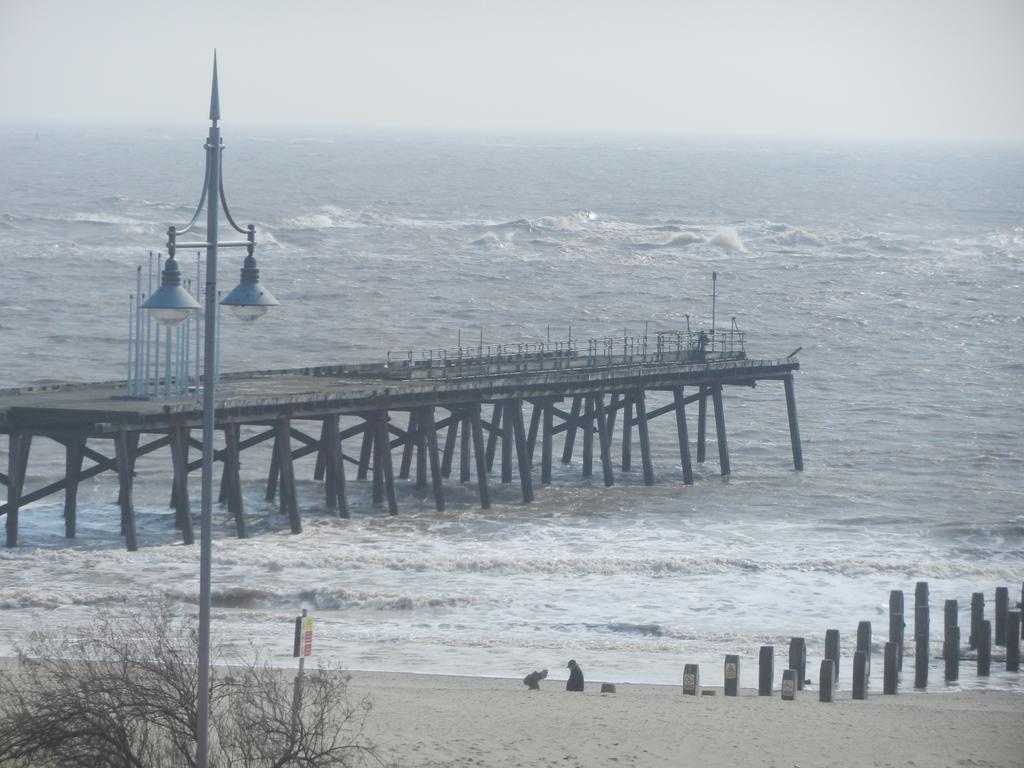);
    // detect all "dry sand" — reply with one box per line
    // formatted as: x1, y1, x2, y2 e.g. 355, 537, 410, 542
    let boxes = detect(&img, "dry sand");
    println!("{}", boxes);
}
349, 671, 1024, 768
